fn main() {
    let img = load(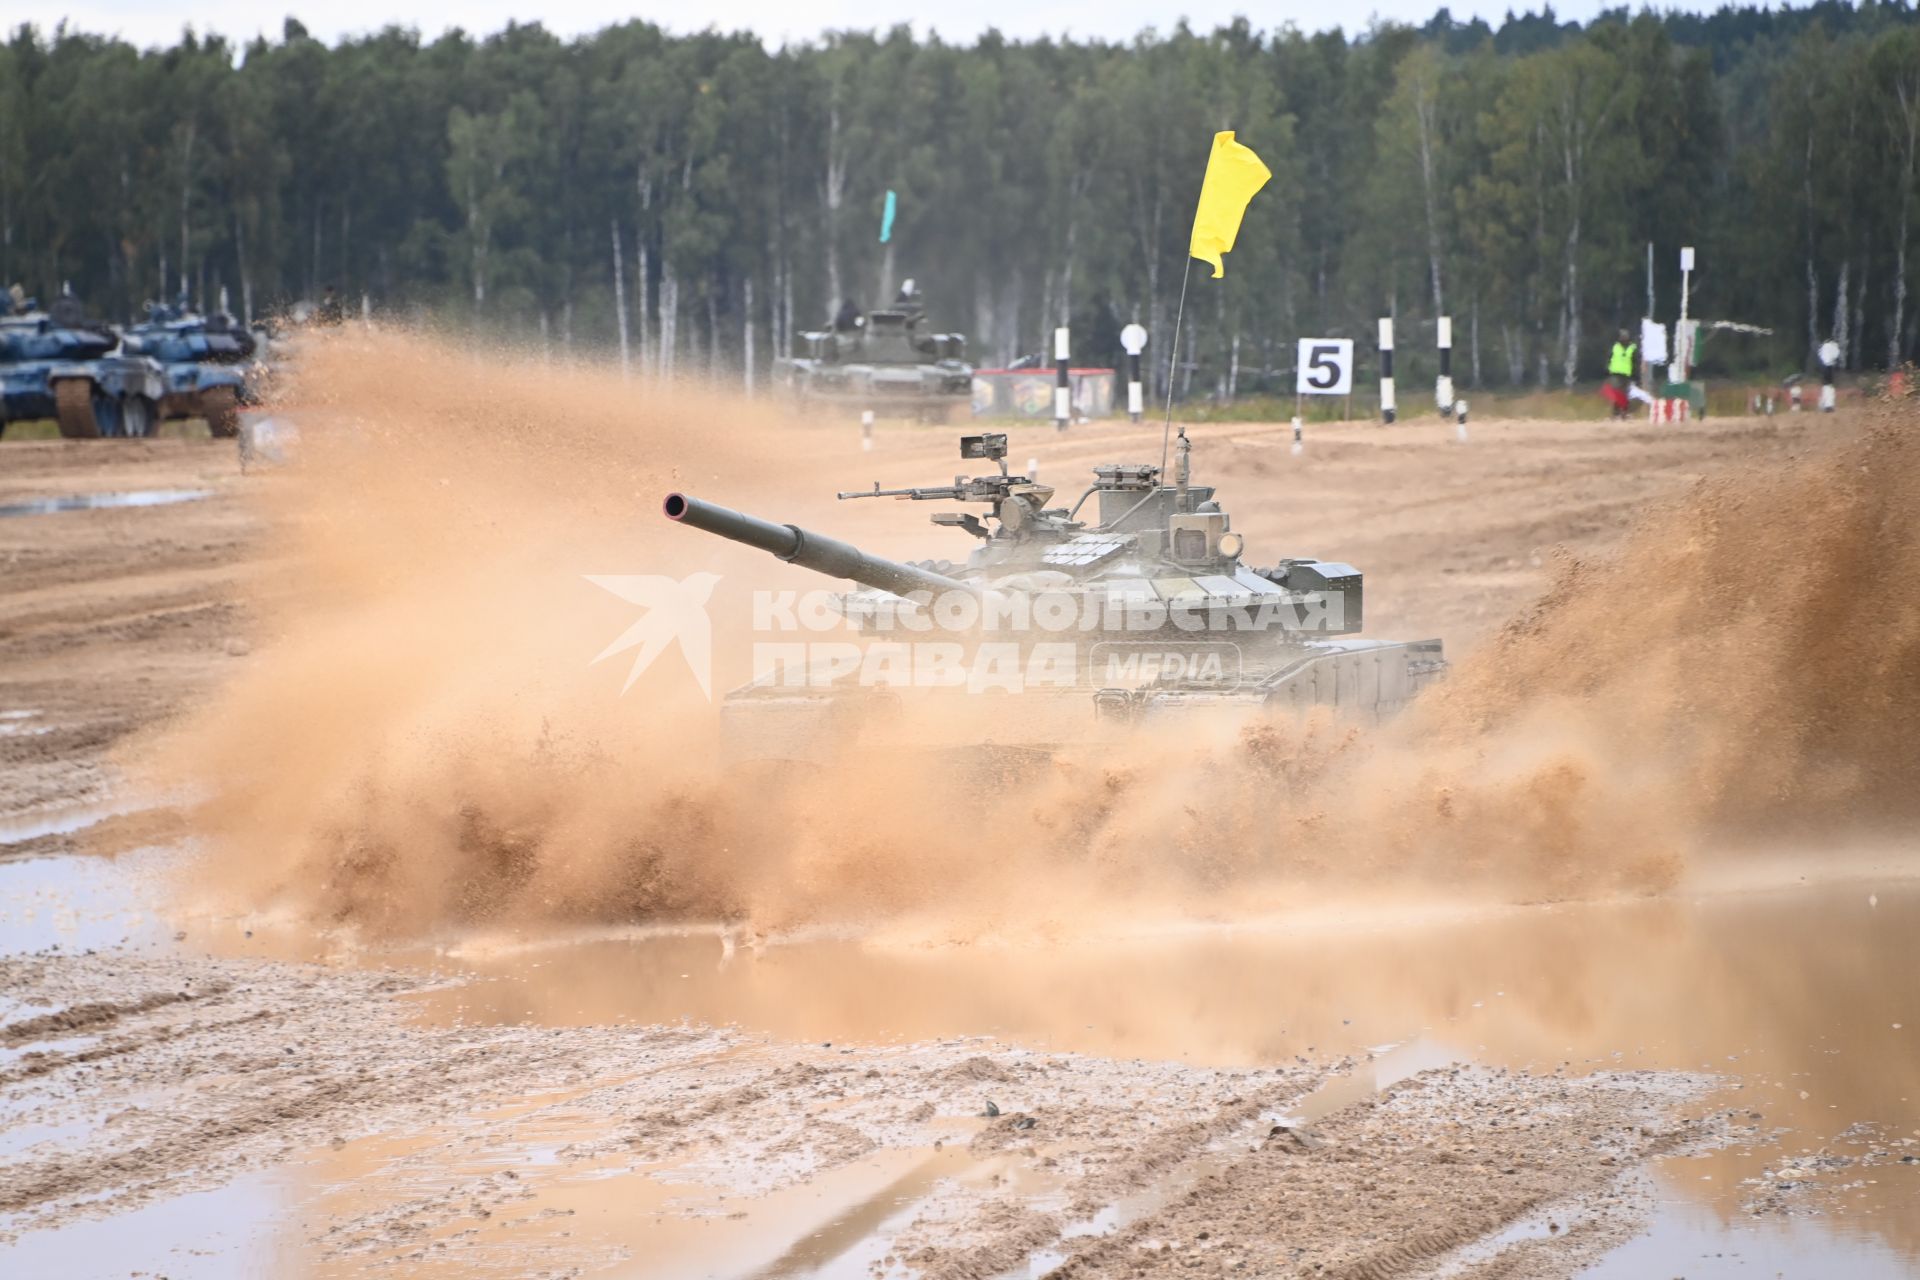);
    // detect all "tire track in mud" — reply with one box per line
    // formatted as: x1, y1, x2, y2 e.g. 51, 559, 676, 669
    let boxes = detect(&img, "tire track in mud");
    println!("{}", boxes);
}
2, 1040, 603, 1217
1440, 1214, 1629, 1280
1025, 1068, 1739, 1280
0, 987, 214, 1047
0, 1007, 275, 1086
0, 949, 736, 1240
1058, 1072, 1338, 1214
898, 1067, 1334, 1280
